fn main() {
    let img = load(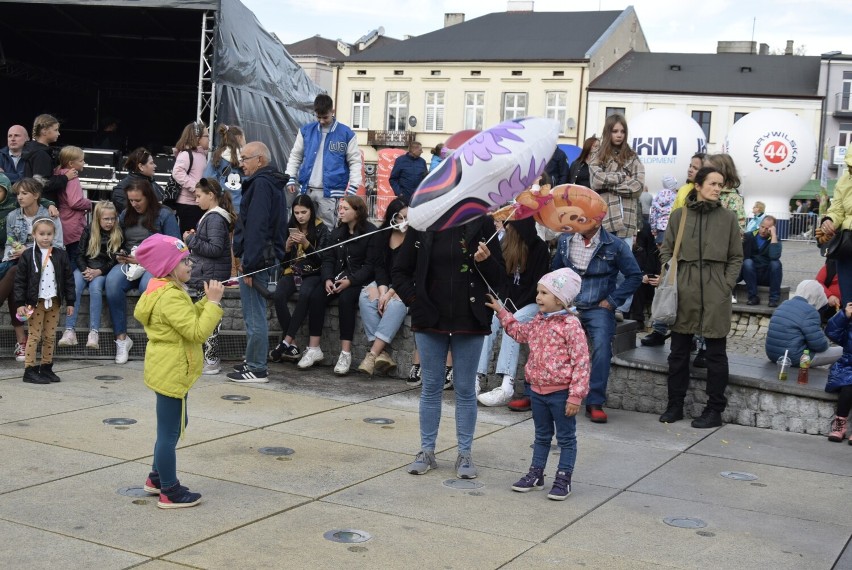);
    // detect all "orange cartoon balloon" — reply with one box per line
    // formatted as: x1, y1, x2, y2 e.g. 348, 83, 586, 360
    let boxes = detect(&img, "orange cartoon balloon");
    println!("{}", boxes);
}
491, 184, 607, 234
